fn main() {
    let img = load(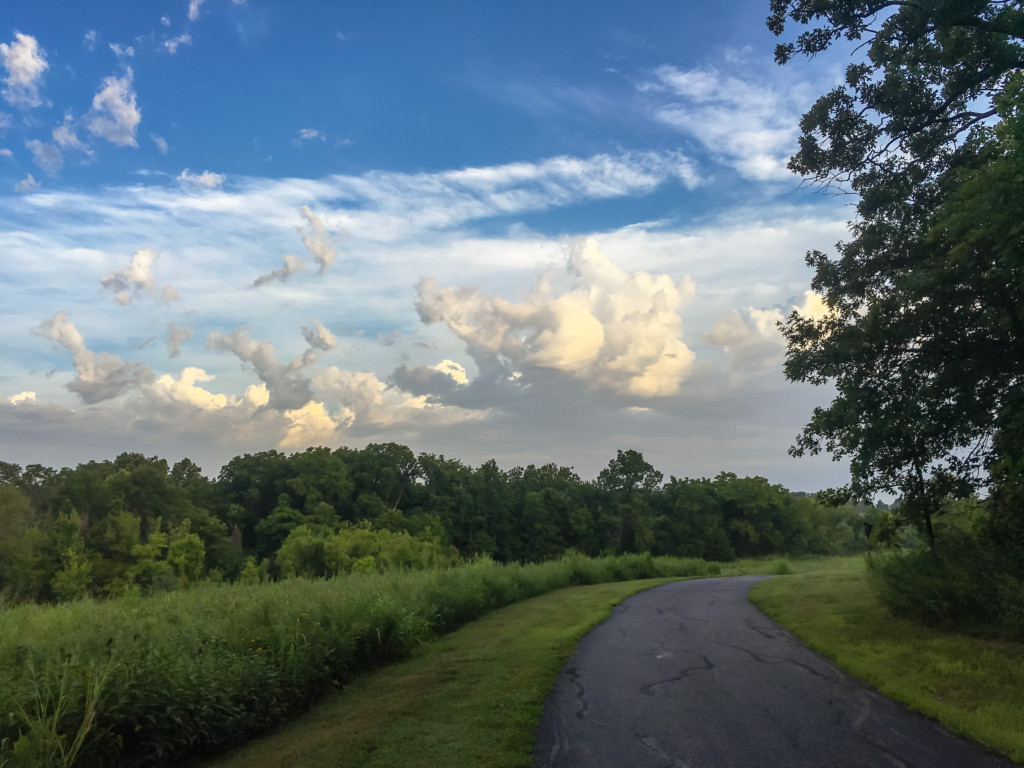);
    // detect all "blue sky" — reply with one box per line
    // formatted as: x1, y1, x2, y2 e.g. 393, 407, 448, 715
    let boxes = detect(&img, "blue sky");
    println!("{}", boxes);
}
0, 0, 857, 489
